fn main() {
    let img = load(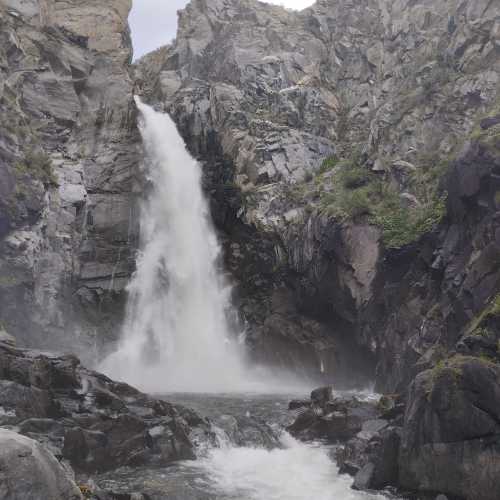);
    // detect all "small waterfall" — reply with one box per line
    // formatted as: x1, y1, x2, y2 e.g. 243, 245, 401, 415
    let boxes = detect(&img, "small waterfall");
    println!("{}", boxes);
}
100, 97, 251, 392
